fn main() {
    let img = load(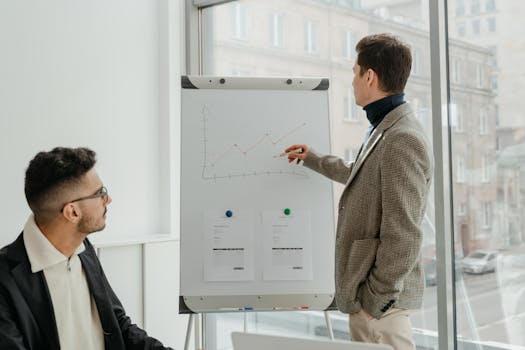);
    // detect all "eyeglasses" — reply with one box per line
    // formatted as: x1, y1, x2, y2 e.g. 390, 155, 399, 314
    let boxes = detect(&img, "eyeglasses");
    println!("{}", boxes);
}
61, 186, 109, 212
70, 186, 109, 204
